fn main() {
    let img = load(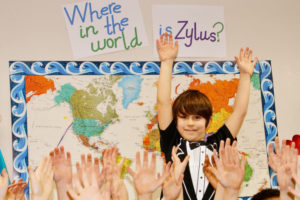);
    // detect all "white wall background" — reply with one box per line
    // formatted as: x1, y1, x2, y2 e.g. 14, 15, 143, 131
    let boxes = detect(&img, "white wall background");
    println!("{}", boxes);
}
1, 0, 300, 180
